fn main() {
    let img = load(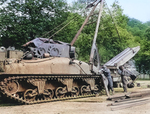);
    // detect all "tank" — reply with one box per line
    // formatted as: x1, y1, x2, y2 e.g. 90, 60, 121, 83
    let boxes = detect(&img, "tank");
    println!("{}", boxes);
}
0, 45, 102, 104
0, 0, 105, 104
